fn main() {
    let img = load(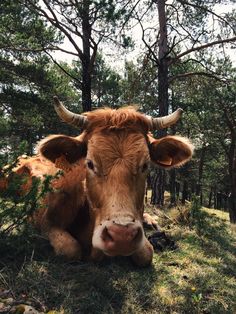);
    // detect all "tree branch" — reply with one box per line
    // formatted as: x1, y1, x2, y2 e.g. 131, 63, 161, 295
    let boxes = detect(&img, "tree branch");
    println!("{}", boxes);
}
45, 52, 82, 88
135, 12, 160, 66
169, 71, 232, 83
176, 0, 236, 35
24, 0, 84, 61
0, 44, 79, 57
172, 36, 236, 63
